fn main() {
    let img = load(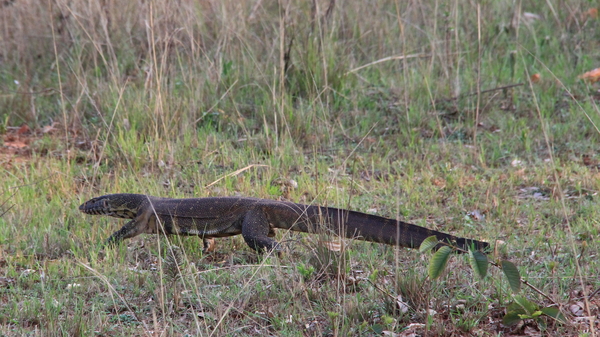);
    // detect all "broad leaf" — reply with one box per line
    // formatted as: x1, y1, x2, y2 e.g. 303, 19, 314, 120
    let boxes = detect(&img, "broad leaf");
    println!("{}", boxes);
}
428, 246, 452, 279
502, 311, 524, 326
513, 295, 538, 314
370, 324, 384, 334
419, 236, 440, 253
501, 260, 521, 293
468, 249, 488, 279
540, 307, 567, 324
